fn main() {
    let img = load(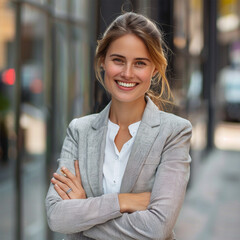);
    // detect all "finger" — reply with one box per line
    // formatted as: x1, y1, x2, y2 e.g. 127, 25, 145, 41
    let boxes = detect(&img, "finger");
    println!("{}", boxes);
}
61, 167, 75, 179
74, 160, 81, 183
52, 177, 70, 192
54, 184, 70, 200
61, 167, 82, 189
53, 172, 77, 192
52, 178, 76, 199
60, 169, 67, 177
